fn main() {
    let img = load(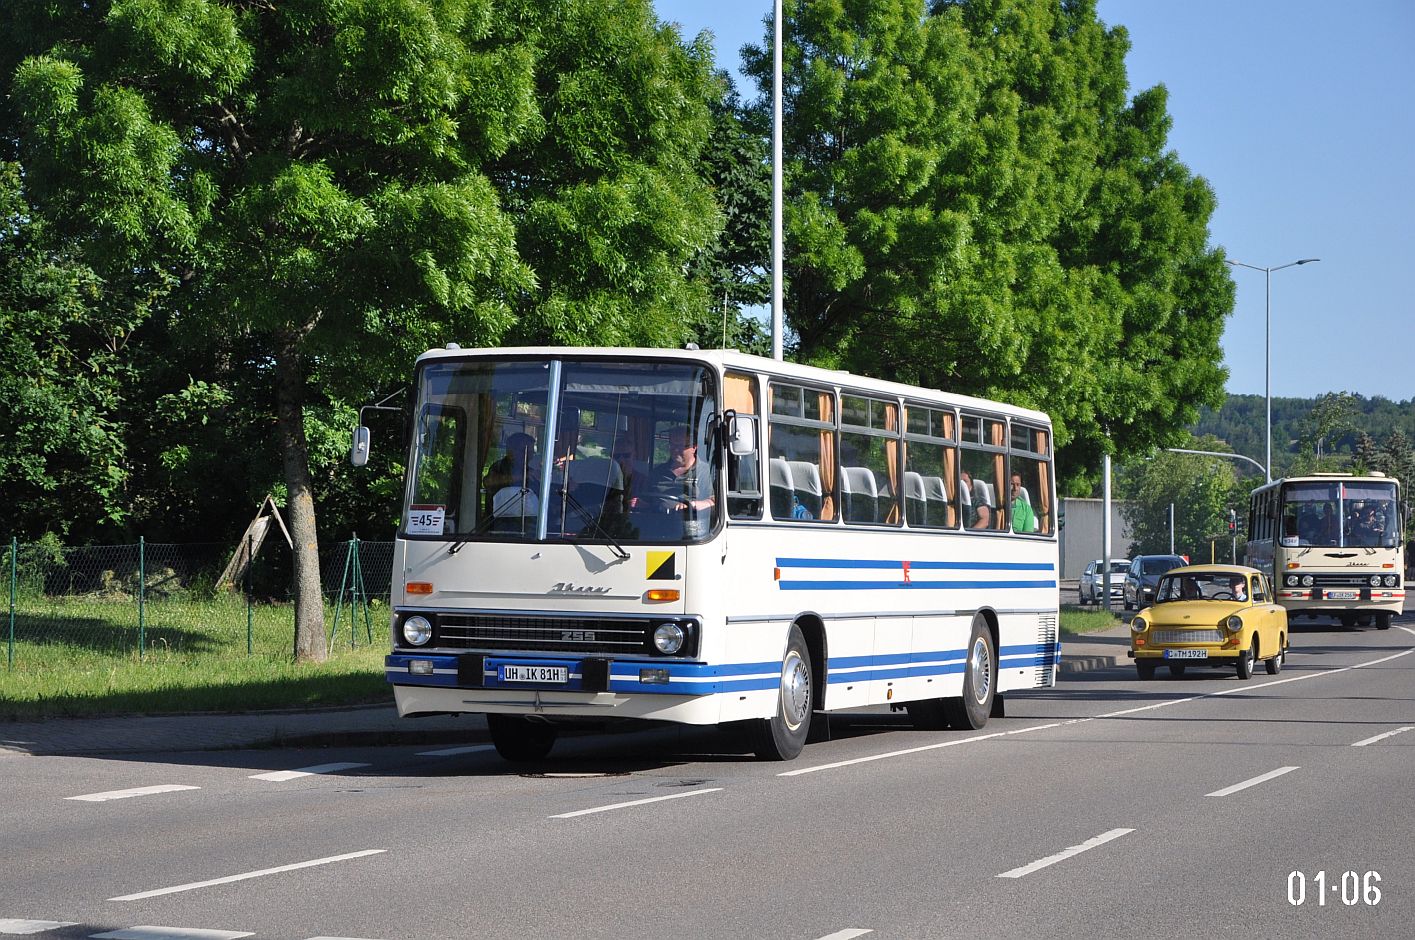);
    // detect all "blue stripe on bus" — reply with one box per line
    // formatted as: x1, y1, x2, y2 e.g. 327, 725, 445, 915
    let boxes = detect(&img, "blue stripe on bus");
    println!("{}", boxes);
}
778, 579, 1057, 591
776, 557, 1055, 571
